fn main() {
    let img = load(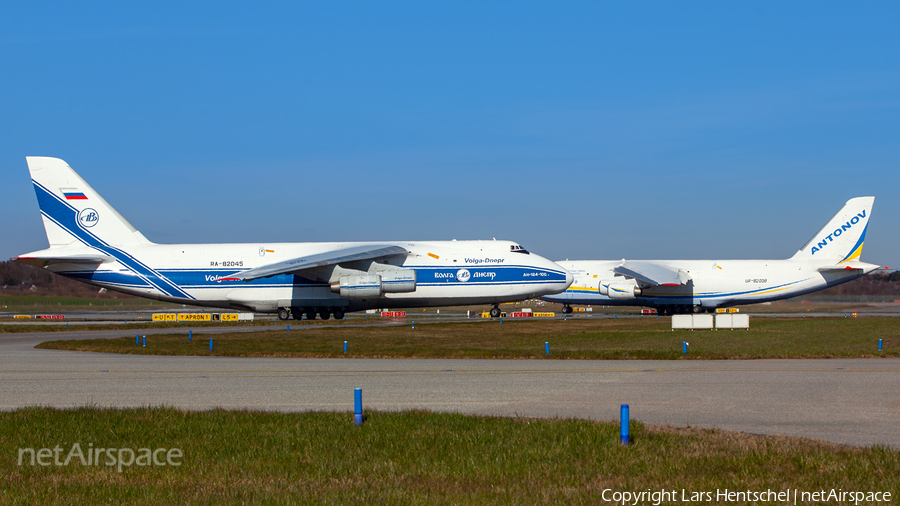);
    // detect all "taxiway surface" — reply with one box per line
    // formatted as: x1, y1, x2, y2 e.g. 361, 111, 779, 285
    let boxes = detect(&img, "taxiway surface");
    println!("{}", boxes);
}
1, 329, 897, 448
